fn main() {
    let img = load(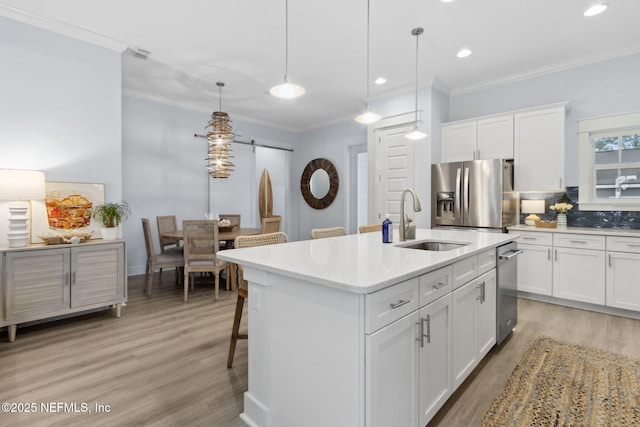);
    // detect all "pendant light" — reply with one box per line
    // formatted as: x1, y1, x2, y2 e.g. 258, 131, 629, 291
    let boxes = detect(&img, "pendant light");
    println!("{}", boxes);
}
355, 0, 381, 124
205, 82, 235, 179
270, 0, 305, 99
405, 27, 427, 140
